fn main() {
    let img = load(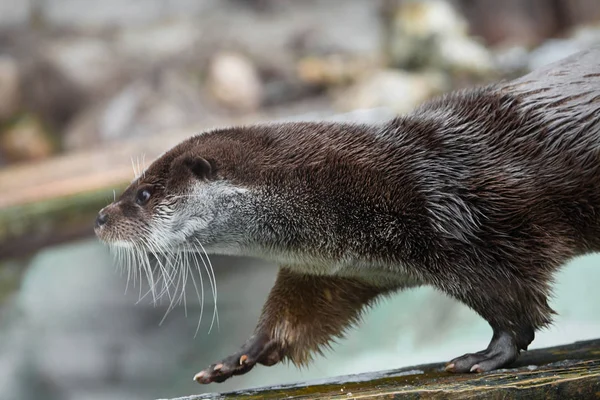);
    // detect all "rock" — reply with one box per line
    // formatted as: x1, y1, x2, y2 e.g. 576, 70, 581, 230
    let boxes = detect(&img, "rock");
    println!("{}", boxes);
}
100, 81, 150, 141
117, 20, 202, 61
43, 37, 126, 97
452, 0, 600, 47
0, 0, 30, 28
334, 70, 447, 115
260, 69, 320, 107
0, 115, 55, 163
64, 69, 213, 148
435, 35, 494, 74
296, 54, 378, 87
206, 52, 263, 112
40, 0, 216, 28
0, 56, 21, 121
492, 45, 531, 76
385, 0, 466, 68
61, 104, 102, 150
385, 0, 493, 74
528, 25, 600, 70
491, 24, 600, 77
528, 41, 583, 71
20, 57, 88, 131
